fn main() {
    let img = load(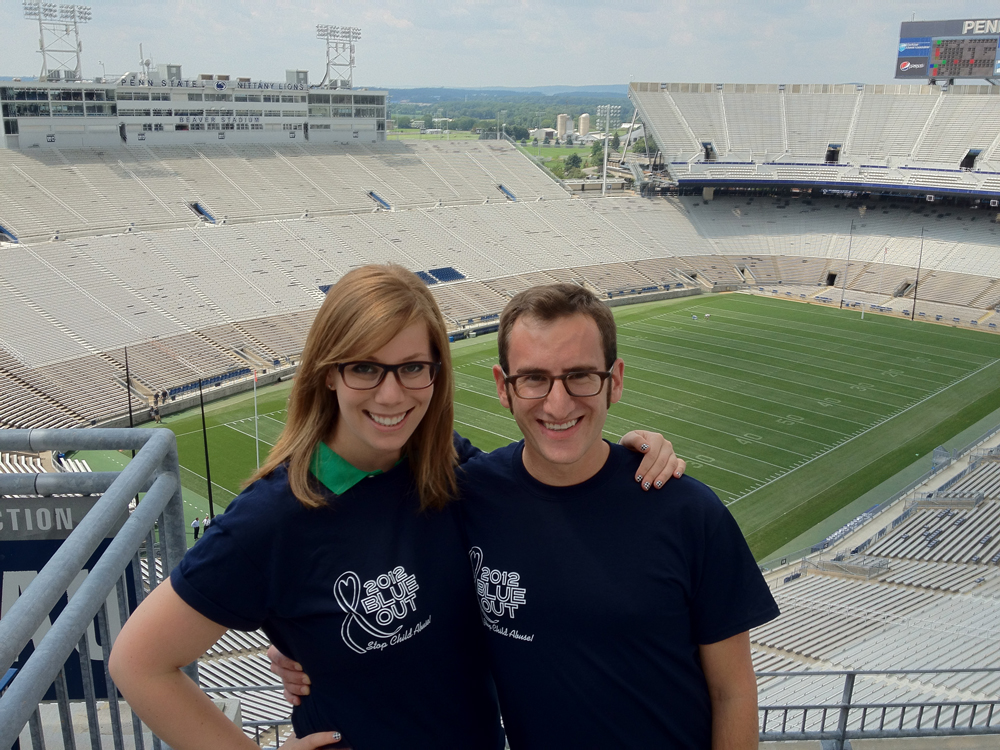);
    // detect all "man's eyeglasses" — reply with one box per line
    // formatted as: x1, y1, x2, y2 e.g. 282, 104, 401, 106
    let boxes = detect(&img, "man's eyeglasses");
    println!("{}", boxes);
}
502, 369, 614, 399
337, 361, 441, 391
